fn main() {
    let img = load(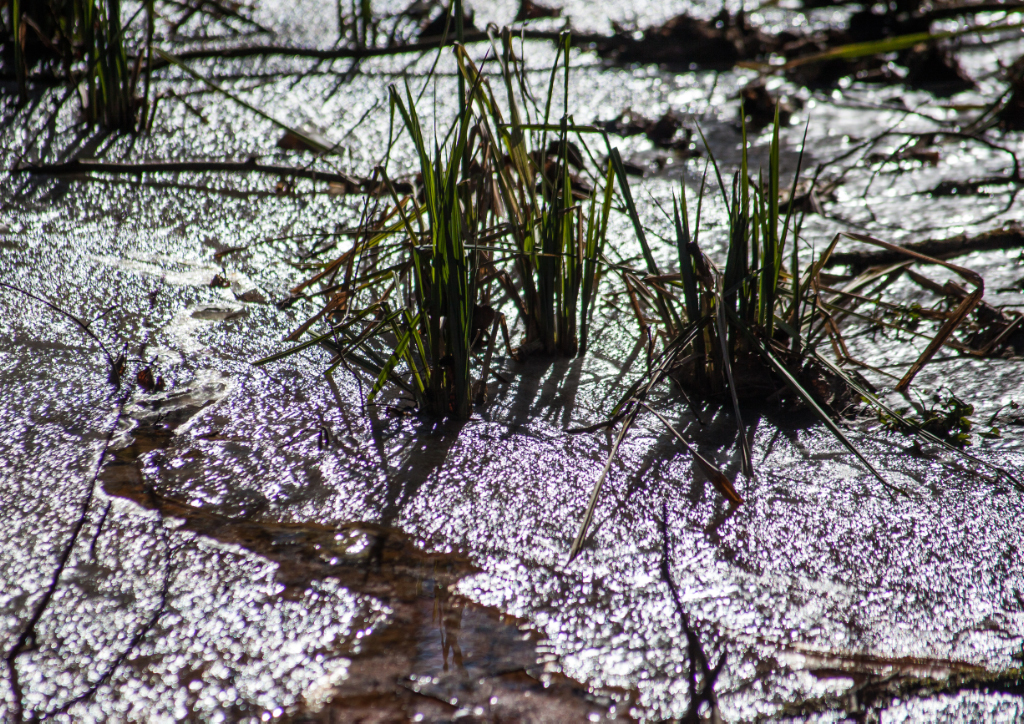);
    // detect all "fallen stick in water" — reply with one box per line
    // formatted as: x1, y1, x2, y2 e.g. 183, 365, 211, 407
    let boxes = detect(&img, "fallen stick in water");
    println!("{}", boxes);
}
825, 222, 1024, 270
13, 158, 412, 193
